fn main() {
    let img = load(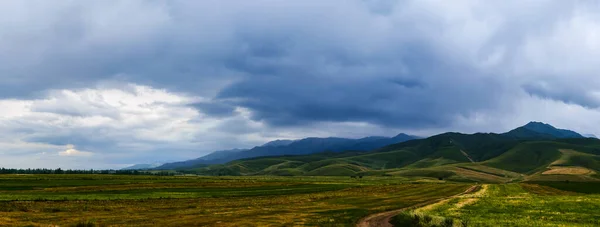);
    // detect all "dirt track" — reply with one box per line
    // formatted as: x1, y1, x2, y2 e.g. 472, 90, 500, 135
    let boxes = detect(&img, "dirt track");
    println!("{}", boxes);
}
356, 185, 480, 227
